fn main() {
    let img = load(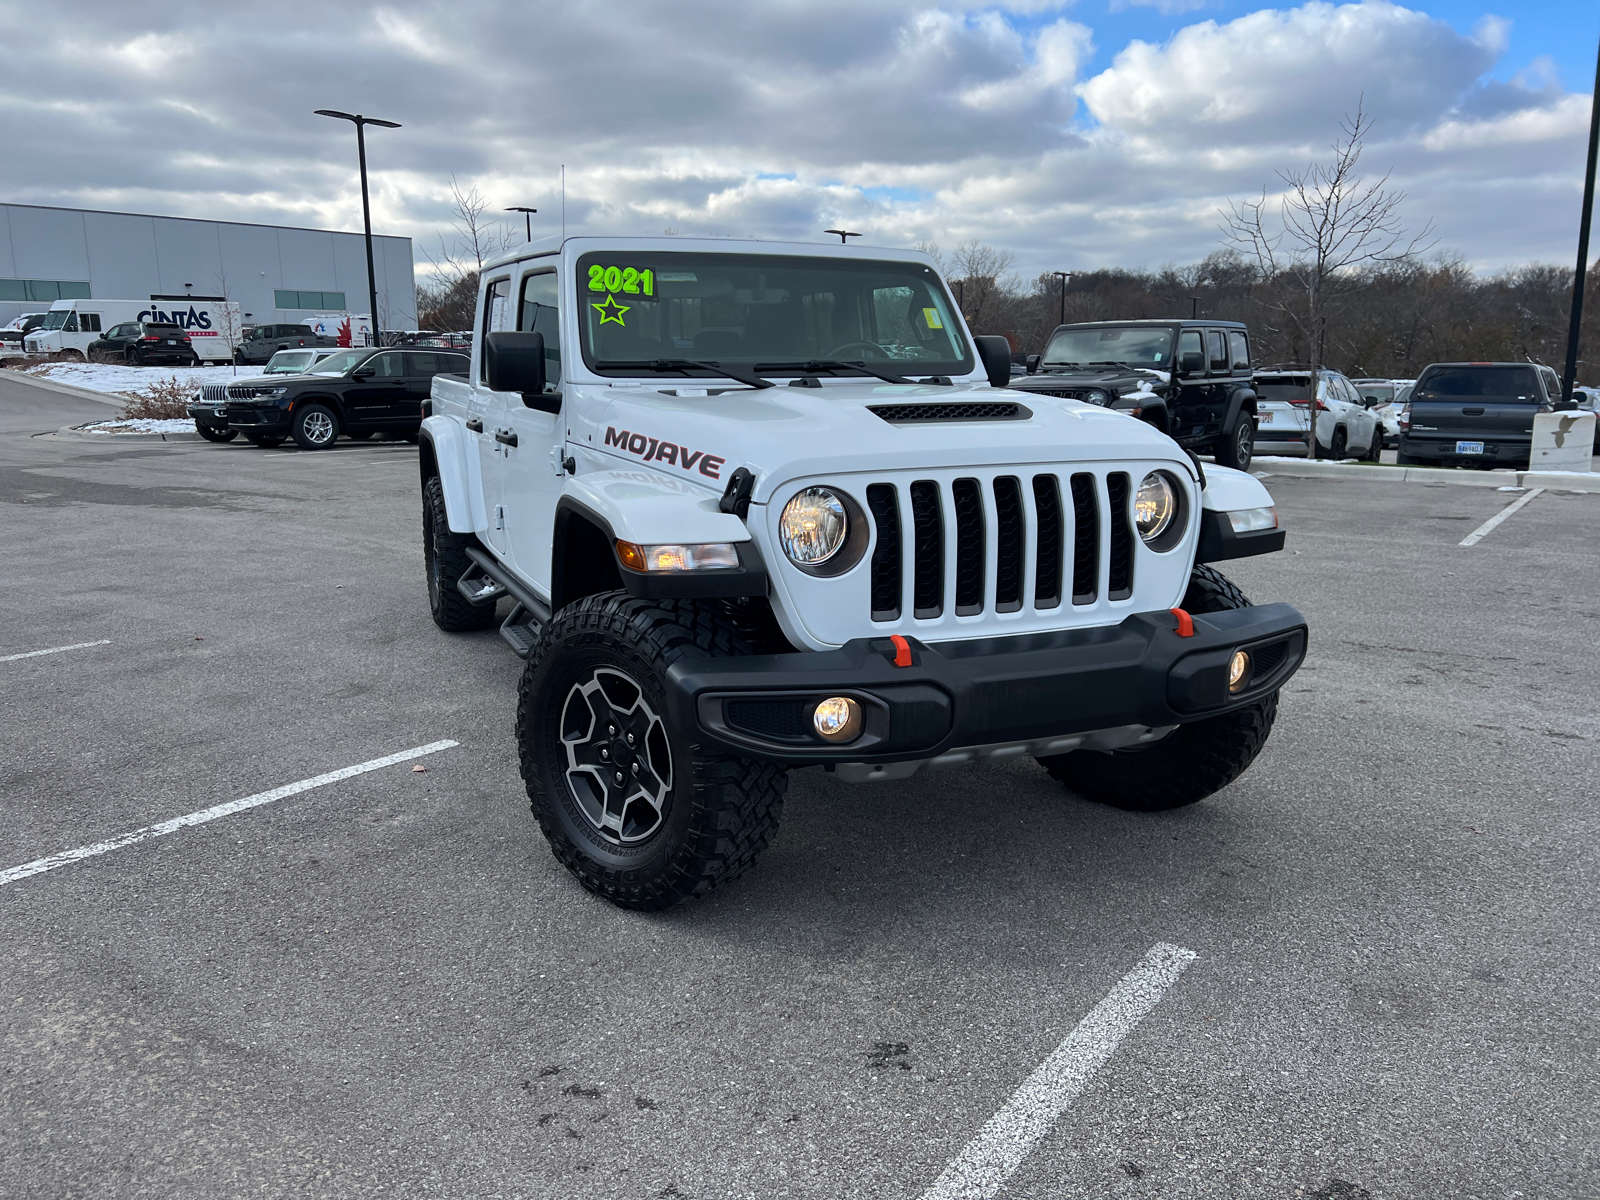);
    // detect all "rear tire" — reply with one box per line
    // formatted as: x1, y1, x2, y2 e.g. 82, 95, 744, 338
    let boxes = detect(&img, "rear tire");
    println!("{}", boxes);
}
517, 594, 788, 911
423, 475, 498, 632
345, 430, 374, 440
1396, 450, 1427, 466
1035, 564, 1278, 811
245, 433, 285, 448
